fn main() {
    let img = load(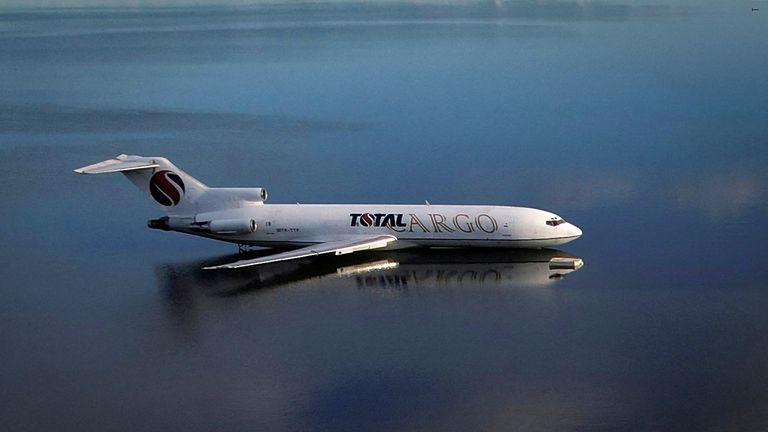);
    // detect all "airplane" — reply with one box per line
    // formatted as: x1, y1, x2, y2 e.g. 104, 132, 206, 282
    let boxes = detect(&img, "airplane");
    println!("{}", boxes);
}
75, 154, 583, 269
